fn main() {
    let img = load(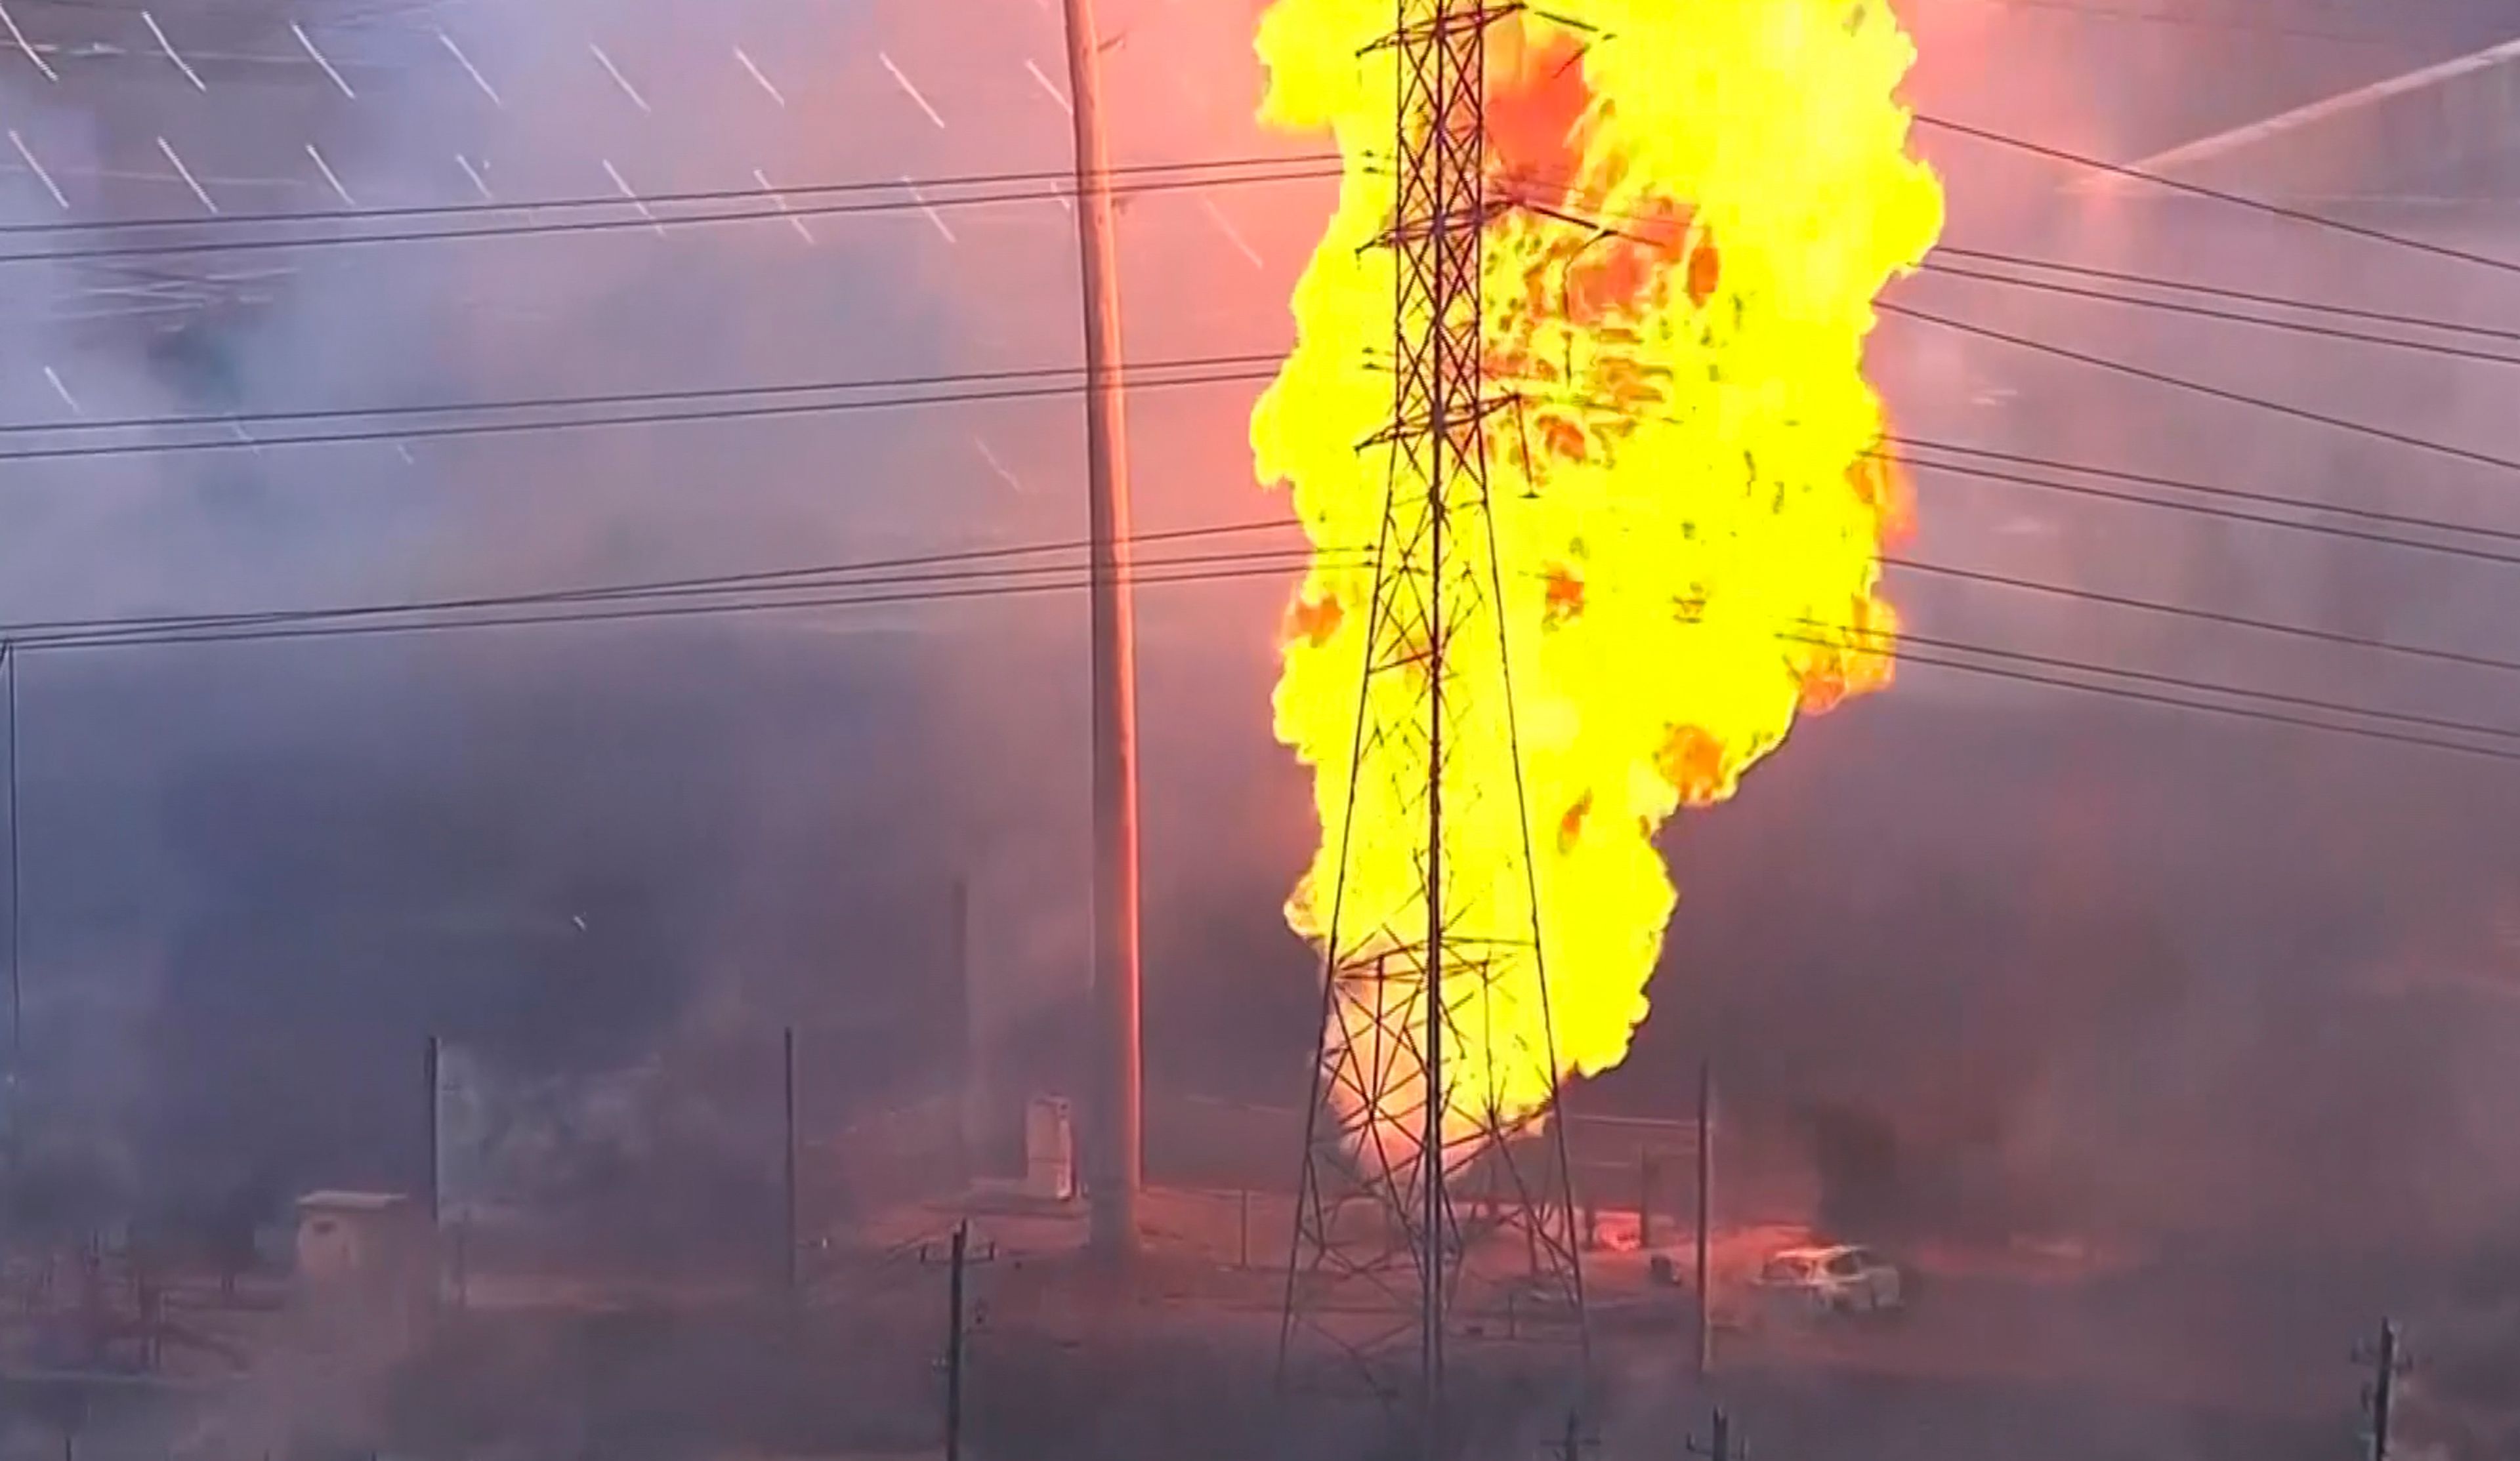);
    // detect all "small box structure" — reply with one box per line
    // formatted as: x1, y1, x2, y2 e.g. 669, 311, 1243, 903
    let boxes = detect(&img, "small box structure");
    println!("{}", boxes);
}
294, 1191, 434, 1353
1022, 1096, 1075, 1202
